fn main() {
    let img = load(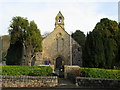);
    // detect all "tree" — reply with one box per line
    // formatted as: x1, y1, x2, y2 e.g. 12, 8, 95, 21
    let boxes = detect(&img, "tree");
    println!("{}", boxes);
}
6, 41, 23, 65
83, 30, 105, 68
94, 18, 119, 68
114, 26, 120, 68
71, 30, 86, 48
6, 16, 42, 65
83, 18, 119, 69
83, 32, 94, 67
